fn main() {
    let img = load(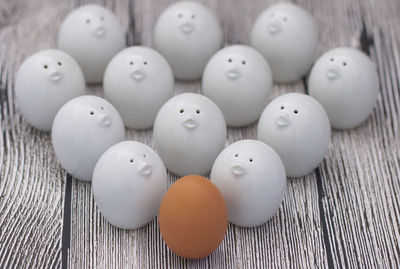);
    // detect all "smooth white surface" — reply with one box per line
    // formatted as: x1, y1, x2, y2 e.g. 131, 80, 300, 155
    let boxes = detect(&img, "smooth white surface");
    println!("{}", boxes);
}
257, 93, 331, 177
52, 95, 125, 181
211, 140, 286, 227
153, 1, 223, 80
92, 141, 168, 229
15, 49, 85, 131
58, 4, 126, 83
308, 47, 379, 129
103, 46, 174, 129
202, 45, 272, 127
250, 2, 318, 83
153, 93, 226, 176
